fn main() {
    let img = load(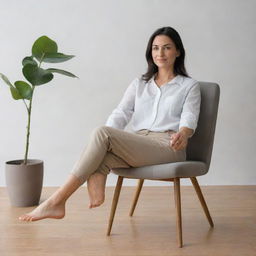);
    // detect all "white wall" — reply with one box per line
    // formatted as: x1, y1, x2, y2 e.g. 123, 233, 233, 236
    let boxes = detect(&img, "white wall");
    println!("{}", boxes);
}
0, 0, 255, 186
